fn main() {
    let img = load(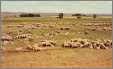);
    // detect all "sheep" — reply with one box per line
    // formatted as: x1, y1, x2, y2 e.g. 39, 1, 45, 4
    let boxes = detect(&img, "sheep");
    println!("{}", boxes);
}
34, 23, 41, 27
62, 39, 112, 49
1, 34, 13, 41
71, 42, 81, 48
99, 43, 107, 49
2, 41, 9, 45
25, 39, 112, 51
25, 44, 41, 52
14, 34, 32, 39
64, 32, 69, 35
49, 25, 55, 28
70, 39, 78, 42
16, 25, 24, 28
79, 40, 85, 45
32, 45, 41, 51
81, 41, 91, 48
40, 40, 55, 47
55, 30, 61, 34
15, 47, 24, 51
41, 41, 51, 47
25, 45, 40, 52
63, 41, 81, 48
1, 34, 13, 45
95, 43, 101, 49
89, 44, 93, 49
104, 40, 112, 48
7, 25, 24, 28
49, 40, 56, 46
26, 45, 33, 50
23, 25, 37, 29
62, 41, 72, 48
